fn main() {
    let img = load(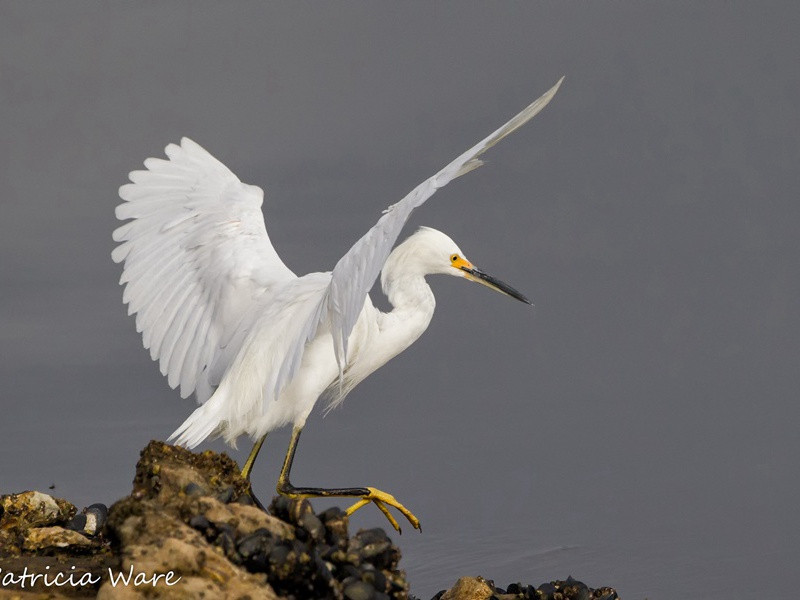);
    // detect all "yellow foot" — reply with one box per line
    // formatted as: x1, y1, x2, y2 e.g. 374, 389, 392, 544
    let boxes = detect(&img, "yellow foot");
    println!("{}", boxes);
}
345, 487, 421, 534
